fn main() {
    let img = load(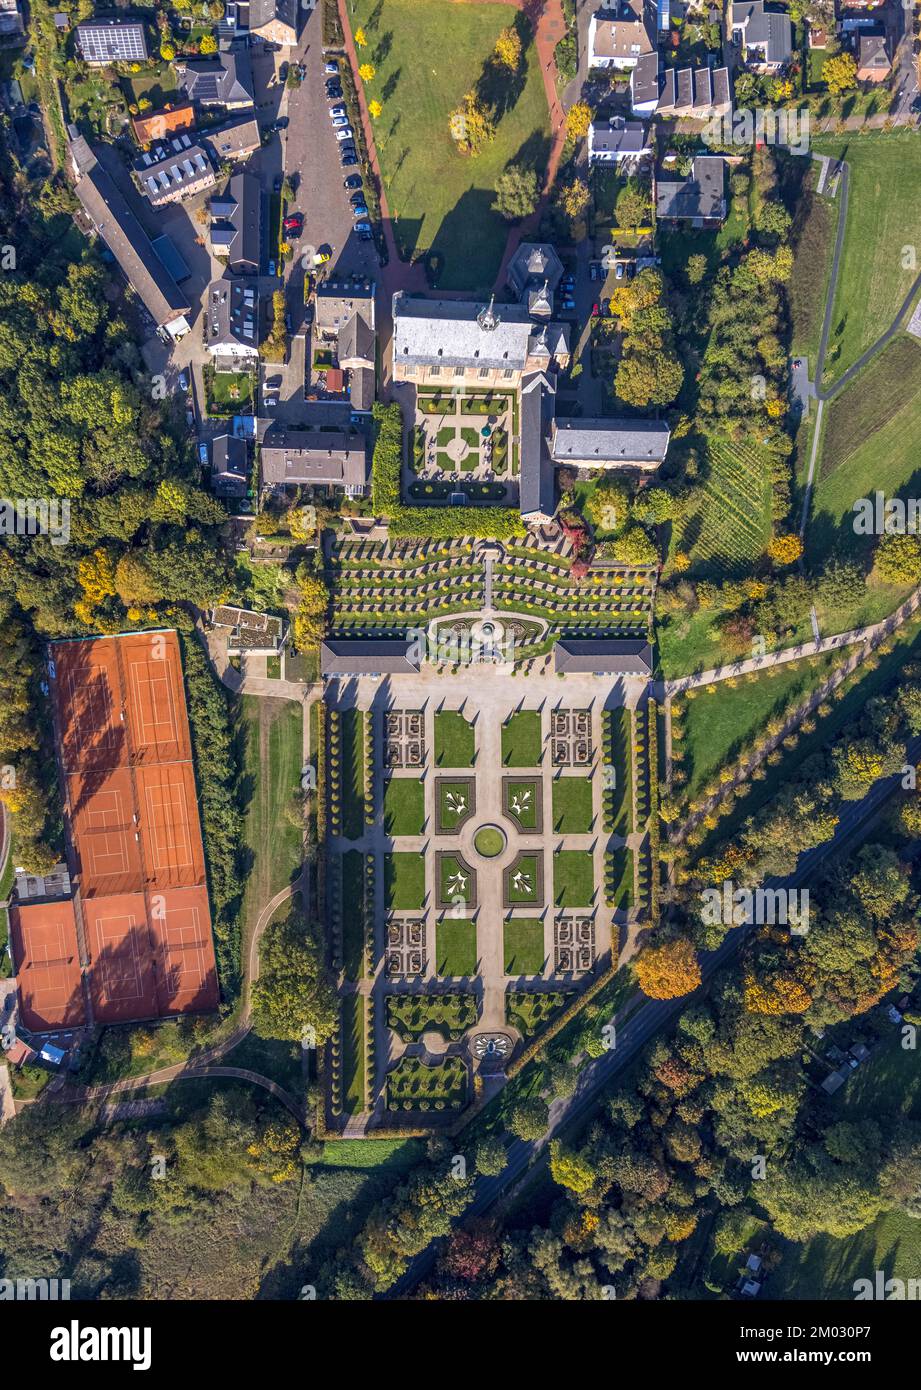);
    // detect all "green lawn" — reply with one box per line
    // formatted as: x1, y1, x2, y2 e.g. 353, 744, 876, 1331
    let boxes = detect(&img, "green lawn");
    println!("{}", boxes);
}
678, 657, 837, 800
438, 778, 474, 830
350, 0, 553, 290
506, 989, 573, 1039
506, 852, 542, 905
435, 917, 478, 976
502, 710, 542, 766
341, 850, 366, 979
553, 850, 595, 909
505, 778, 540, 830
810, 336, 921, 625
434, 710, 476, 767
240, 696, 304, 931
770, 1207, 921, 1301
385, 852, 426, 910
341, 994, 366, 1114
341, 709, 365, 841
815, 132, 921, 382
835, 1030, 921, 1122
551, 776, 594, 834
308, 1138, 425, 1170
606, 847, 633, 910
439, 853, 474, 904
206, 368, 255, 416
503, 917, 545, 975
383, 777, 425, 835
603, 708, 631, 834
